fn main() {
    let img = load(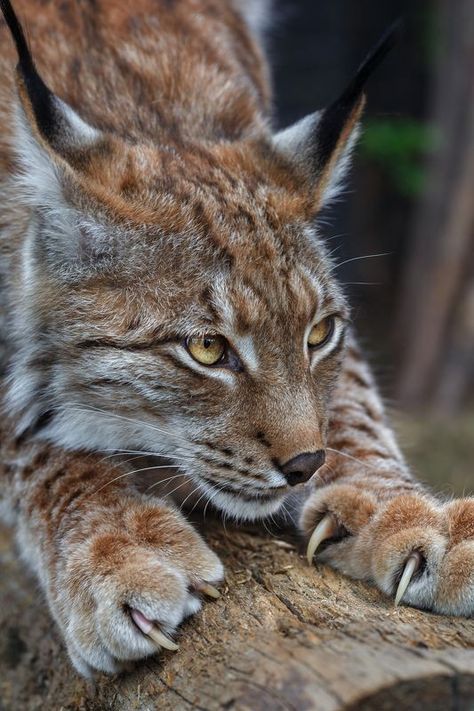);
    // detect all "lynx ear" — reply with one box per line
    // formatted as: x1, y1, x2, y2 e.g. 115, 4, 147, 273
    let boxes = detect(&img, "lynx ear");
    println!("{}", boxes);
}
0, 0, 103, 198
274, 21, 401, 211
